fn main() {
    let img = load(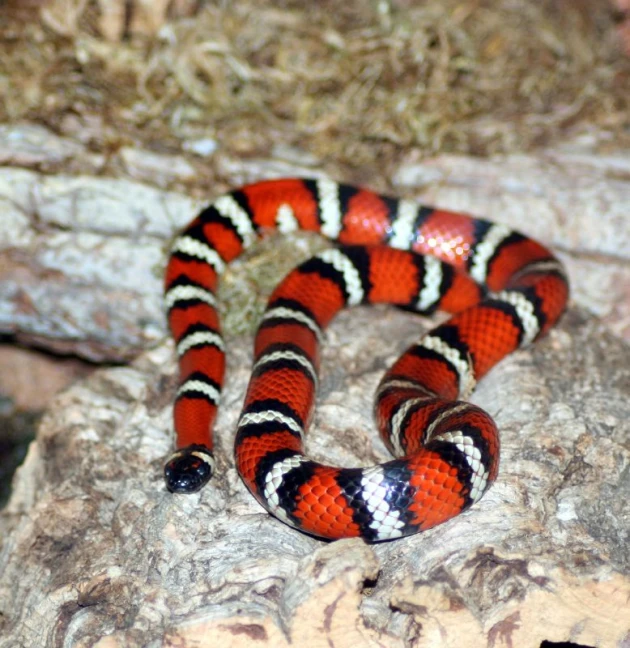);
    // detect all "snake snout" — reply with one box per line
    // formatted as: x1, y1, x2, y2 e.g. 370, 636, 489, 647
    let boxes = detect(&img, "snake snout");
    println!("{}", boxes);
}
164, 446, 215, 493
